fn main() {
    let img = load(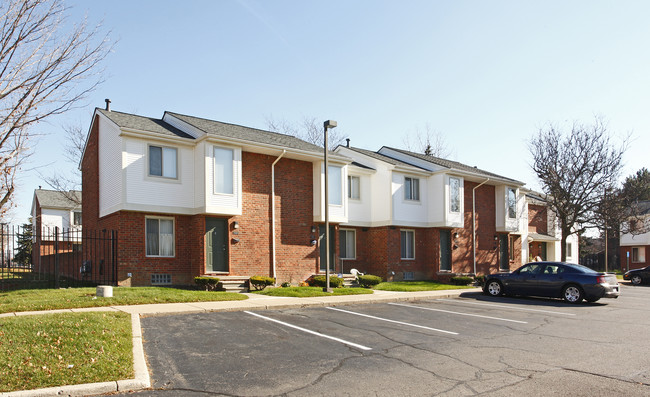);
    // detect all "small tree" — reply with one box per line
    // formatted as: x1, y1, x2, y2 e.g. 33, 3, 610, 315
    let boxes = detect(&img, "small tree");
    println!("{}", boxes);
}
13, 221, 33, 266
529, 118, 627, 261
402, 123, 453, 158
265, 115, 345, 150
